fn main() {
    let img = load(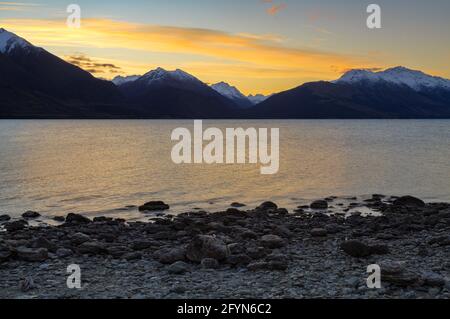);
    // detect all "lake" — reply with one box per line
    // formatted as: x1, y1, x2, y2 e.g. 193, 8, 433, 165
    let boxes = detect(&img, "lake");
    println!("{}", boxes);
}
0, 120, 449, 222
